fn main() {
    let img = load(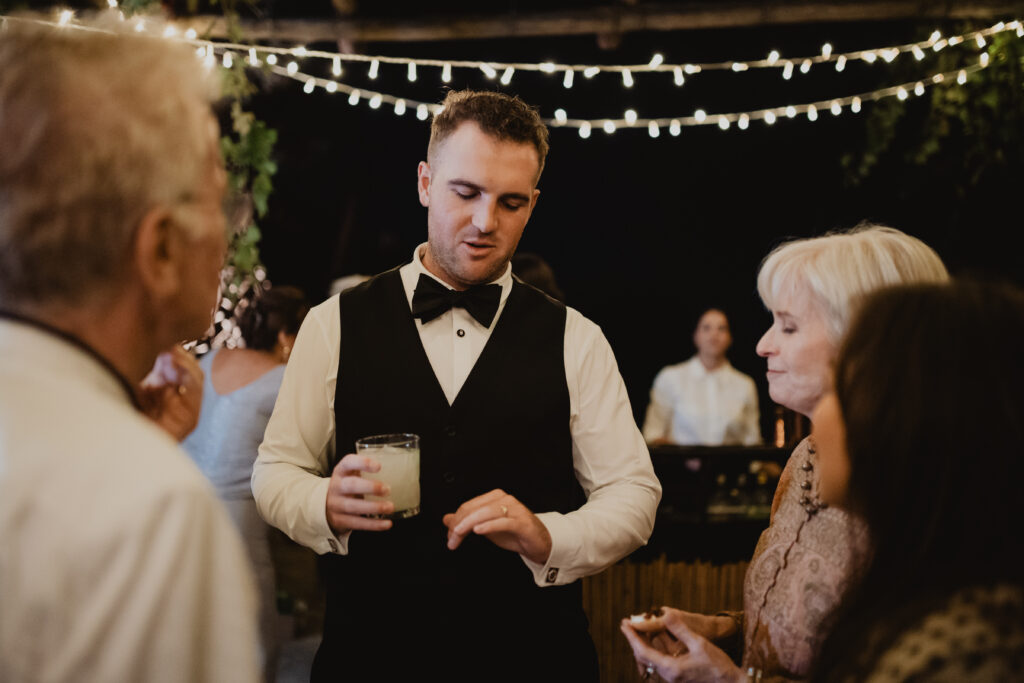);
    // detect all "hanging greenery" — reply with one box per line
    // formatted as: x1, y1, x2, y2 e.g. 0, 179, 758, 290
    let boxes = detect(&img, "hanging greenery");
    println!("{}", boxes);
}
843, 24, 1024, 195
